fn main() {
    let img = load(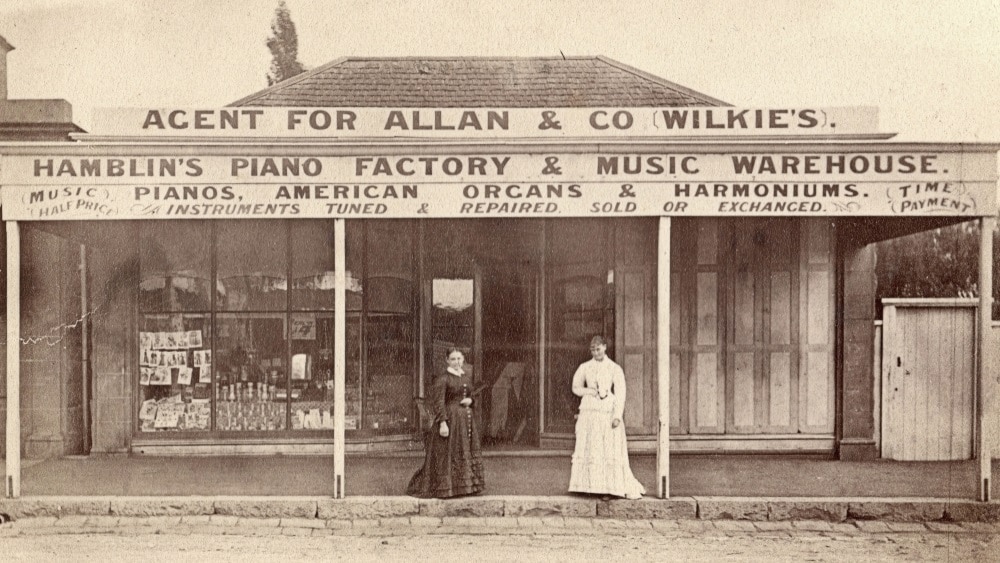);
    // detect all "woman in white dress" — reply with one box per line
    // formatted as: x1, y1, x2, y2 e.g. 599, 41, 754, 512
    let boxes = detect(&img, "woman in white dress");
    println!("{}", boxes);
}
568, 335, 645, 499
